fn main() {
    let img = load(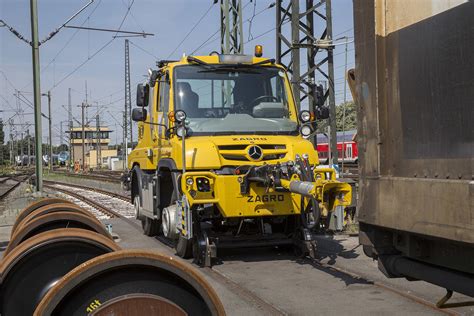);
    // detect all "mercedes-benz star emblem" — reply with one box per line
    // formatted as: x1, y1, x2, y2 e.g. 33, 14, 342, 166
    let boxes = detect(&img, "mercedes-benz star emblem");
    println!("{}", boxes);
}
247, 145, 263, 161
